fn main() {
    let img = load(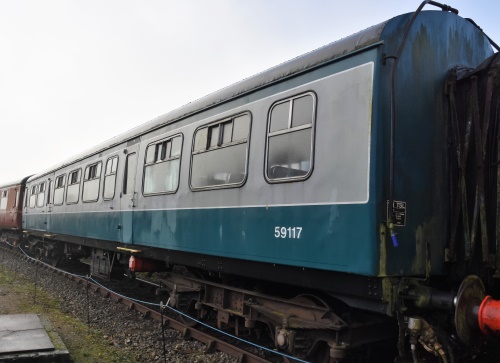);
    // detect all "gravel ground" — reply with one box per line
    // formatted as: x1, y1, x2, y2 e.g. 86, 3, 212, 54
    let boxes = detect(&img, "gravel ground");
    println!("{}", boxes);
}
0, 249, 237, 363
